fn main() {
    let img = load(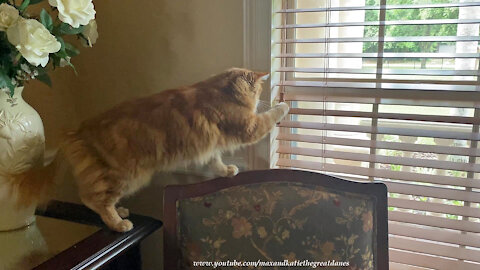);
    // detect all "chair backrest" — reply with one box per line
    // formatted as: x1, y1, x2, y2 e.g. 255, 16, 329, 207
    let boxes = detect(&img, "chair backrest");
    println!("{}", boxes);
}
164, 169, 388, 269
